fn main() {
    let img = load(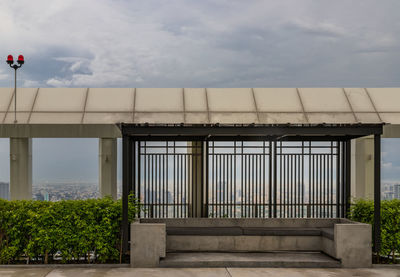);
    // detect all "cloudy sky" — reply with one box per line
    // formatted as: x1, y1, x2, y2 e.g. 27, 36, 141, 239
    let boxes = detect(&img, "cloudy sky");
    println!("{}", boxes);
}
1, 0, 400, 183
